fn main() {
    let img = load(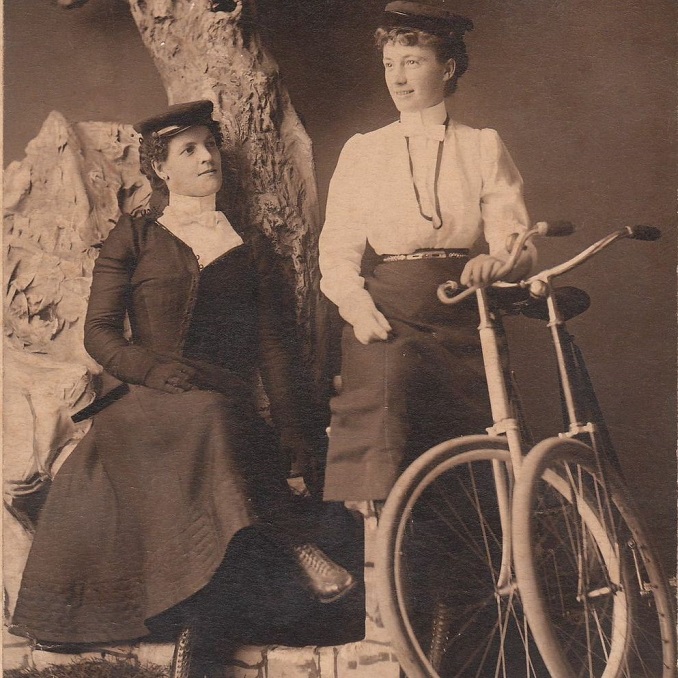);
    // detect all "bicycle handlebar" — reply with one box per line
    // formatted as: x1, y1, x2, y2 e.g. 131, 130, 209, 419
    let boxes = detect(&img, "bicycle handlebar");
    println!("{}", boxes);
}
536, 220, 576, 238
626, 224, 661, 241
437, 223, 661, 306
